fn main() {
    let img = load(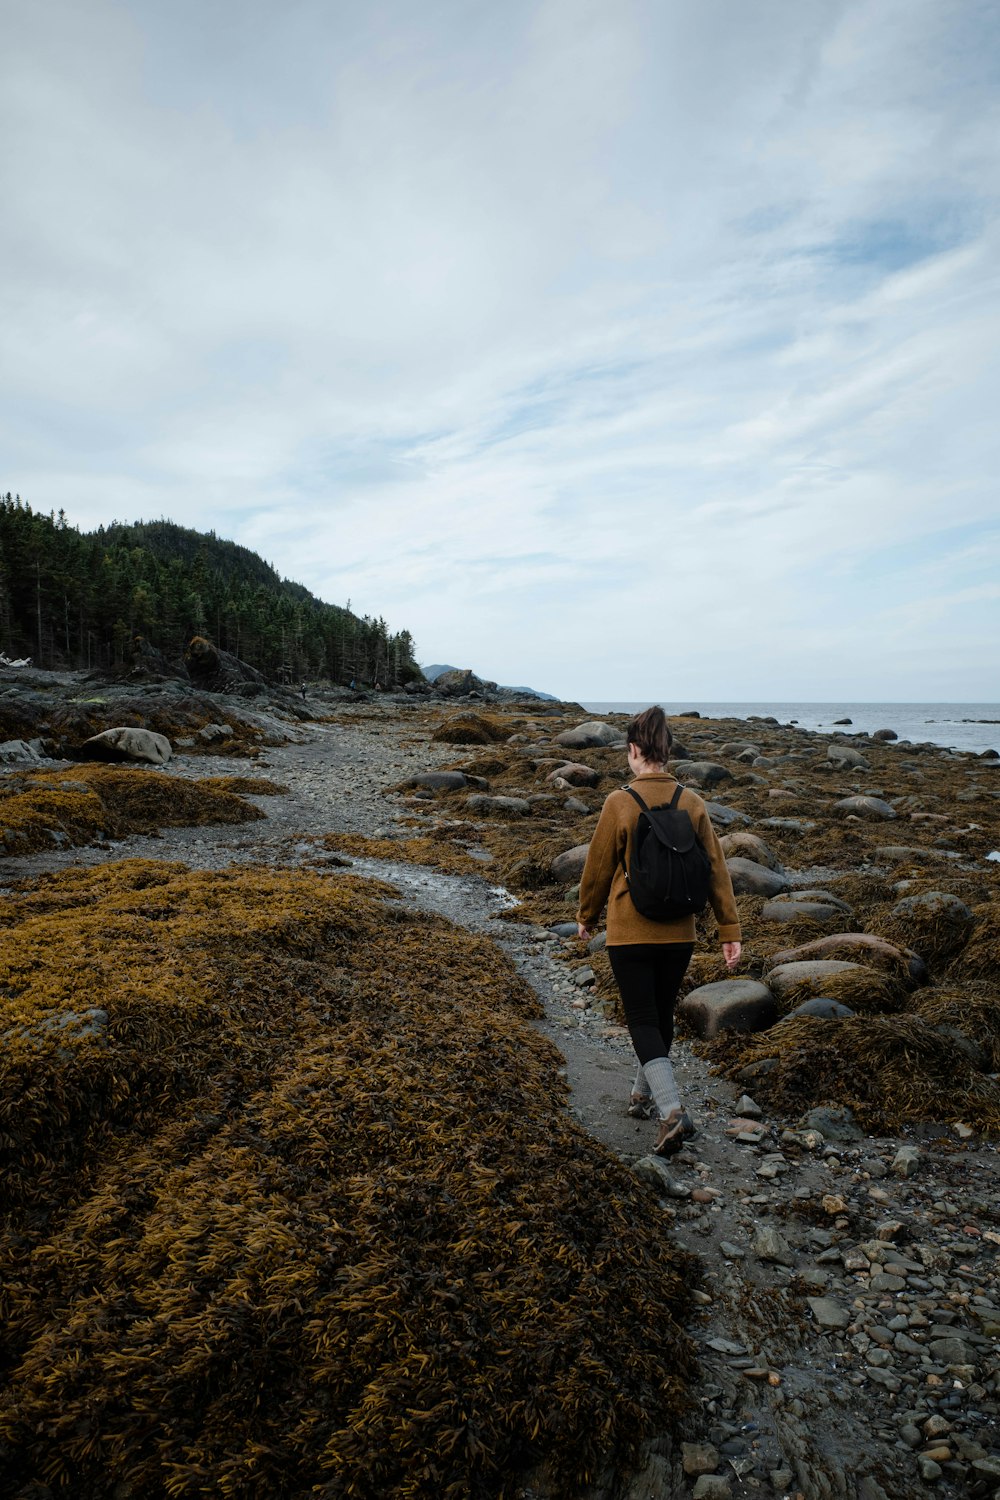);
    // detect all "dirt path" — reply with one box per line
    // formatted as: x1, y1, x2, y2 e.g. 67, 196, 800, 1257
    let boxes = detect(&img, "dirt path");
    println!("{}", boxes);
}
4, 709, 996, 1500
